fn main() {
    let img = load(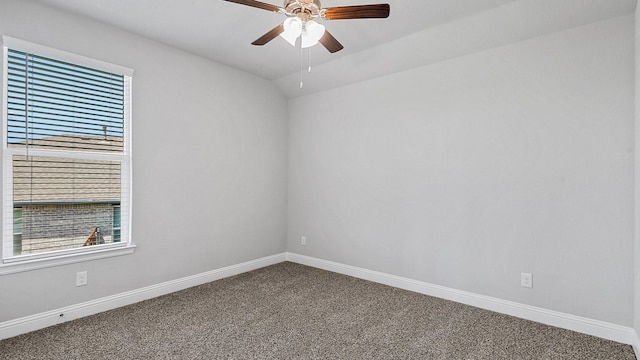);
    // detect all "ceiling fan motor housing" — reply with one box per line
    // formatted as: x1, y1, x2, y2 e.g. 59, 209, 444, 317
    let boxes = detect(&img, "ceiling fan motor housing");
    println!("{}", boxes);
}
284, 0, 322, 21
